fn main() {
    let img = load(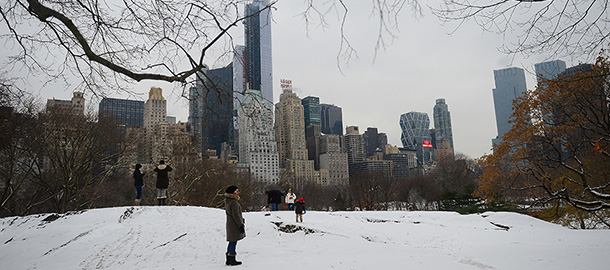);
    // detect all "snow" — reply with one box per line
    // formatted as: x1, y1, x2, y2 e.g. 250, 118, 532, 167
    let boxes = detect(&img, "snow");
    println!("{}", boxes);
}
1, 206, 609, 269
